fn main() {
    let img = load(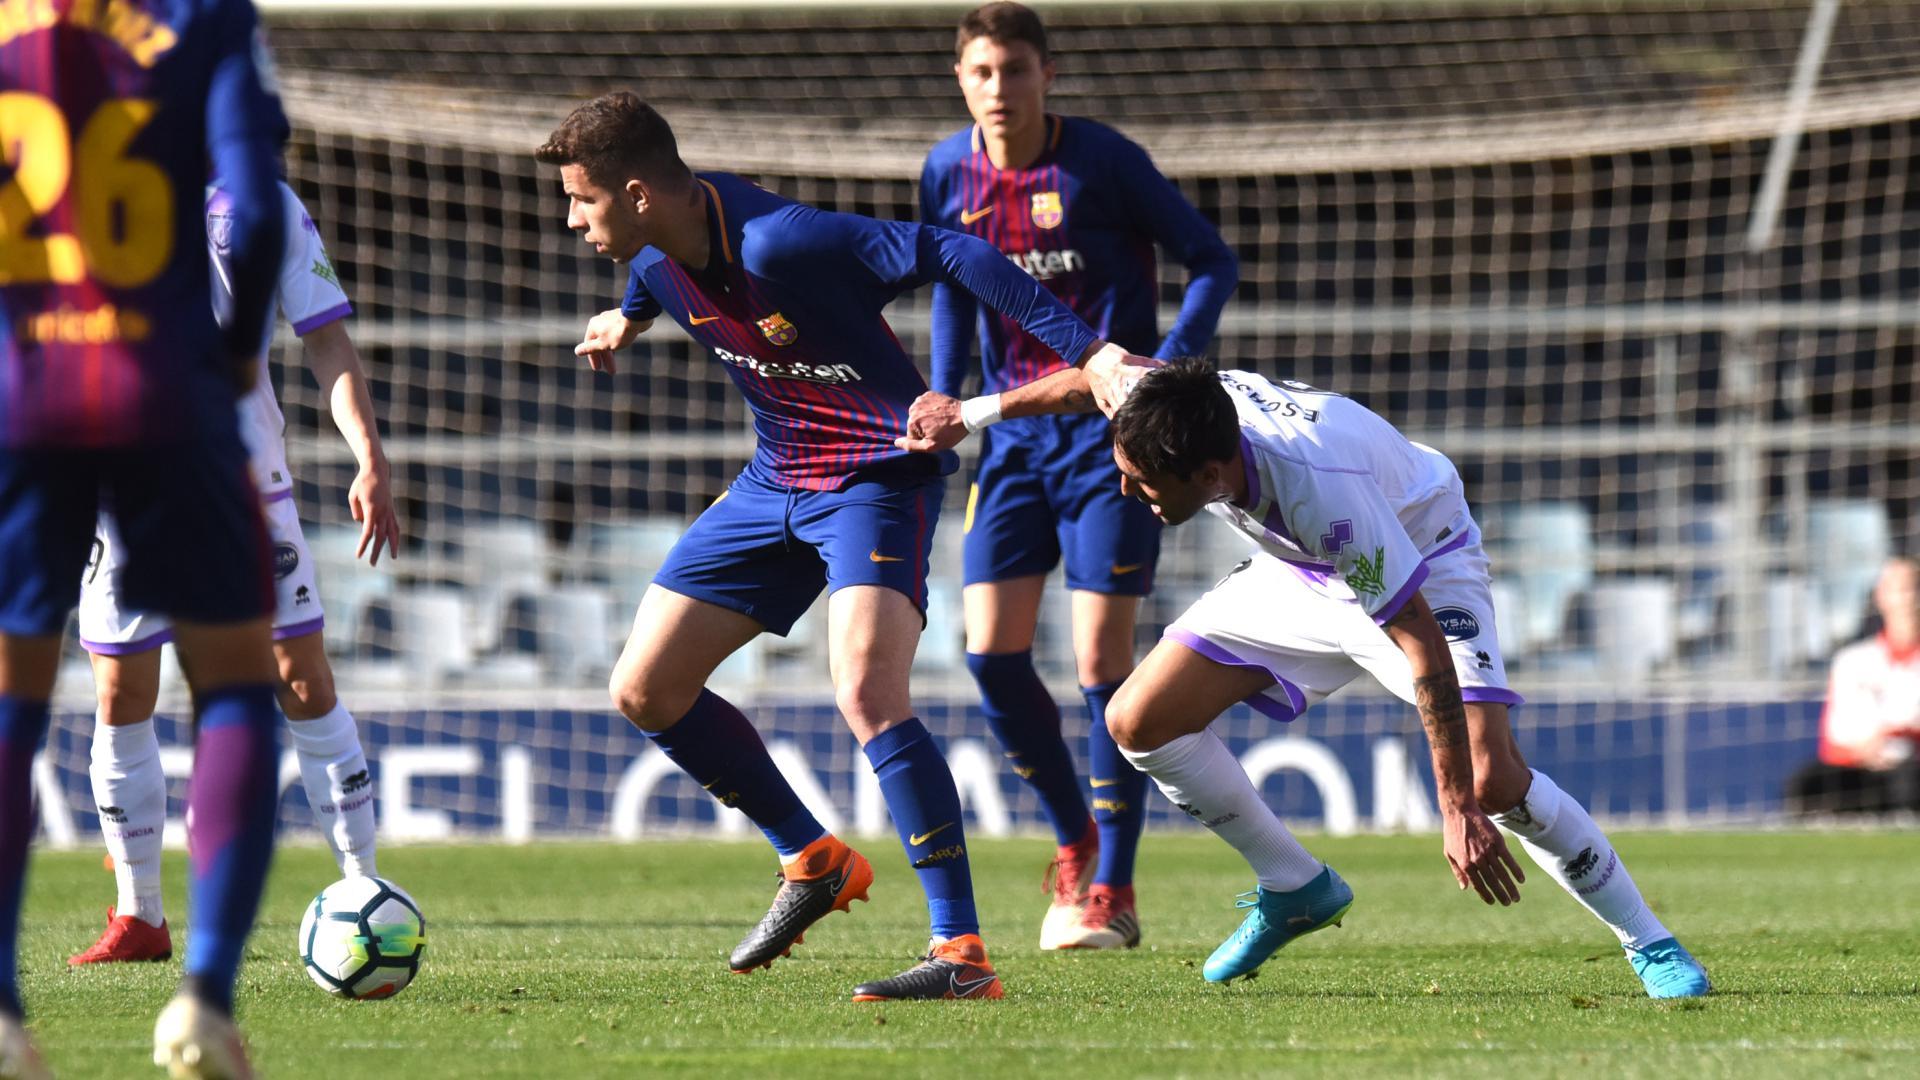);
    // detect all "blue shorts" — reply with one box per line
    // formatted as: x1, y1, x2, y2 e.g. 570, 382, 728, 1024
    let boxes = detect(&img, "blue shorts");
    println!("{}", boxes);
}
0, 435, 273, 637
961, 424, 1162, 595
653, 465, 942, 636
